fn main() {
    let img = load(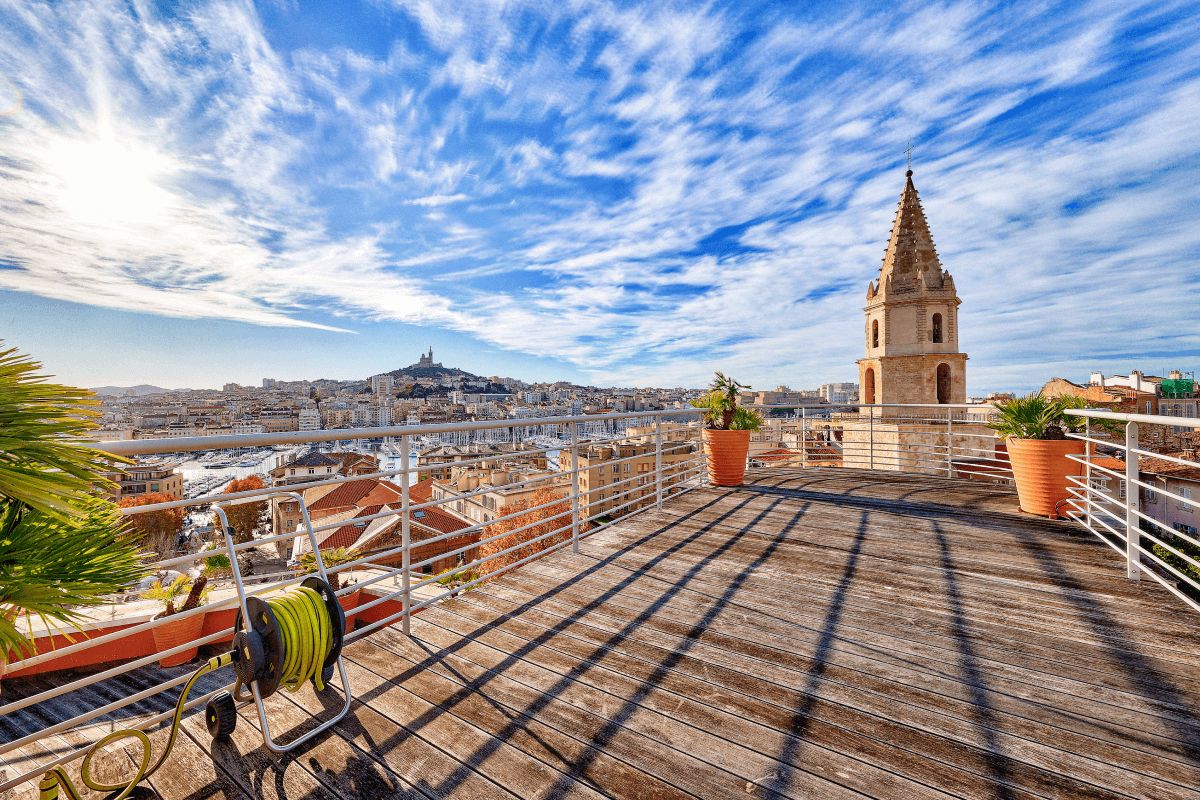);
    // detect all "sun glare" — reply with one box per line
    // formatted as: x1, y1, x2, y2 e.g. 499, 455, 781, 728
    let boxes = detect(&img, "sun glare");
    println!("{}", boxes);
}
44, 134, 176, 231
